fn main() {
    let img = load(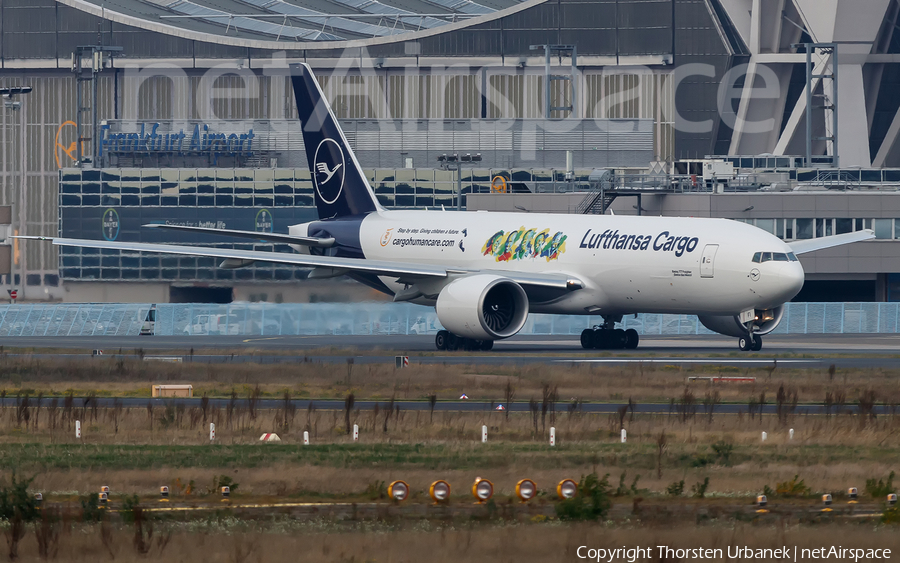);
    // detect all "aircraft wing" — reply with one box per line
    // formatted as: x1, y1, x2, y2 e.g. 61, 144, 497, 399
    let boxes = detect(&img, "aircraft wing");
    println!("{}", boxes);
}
142, 224, 335, 248
20, 236, 581, 291
788, 229, 875, 255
